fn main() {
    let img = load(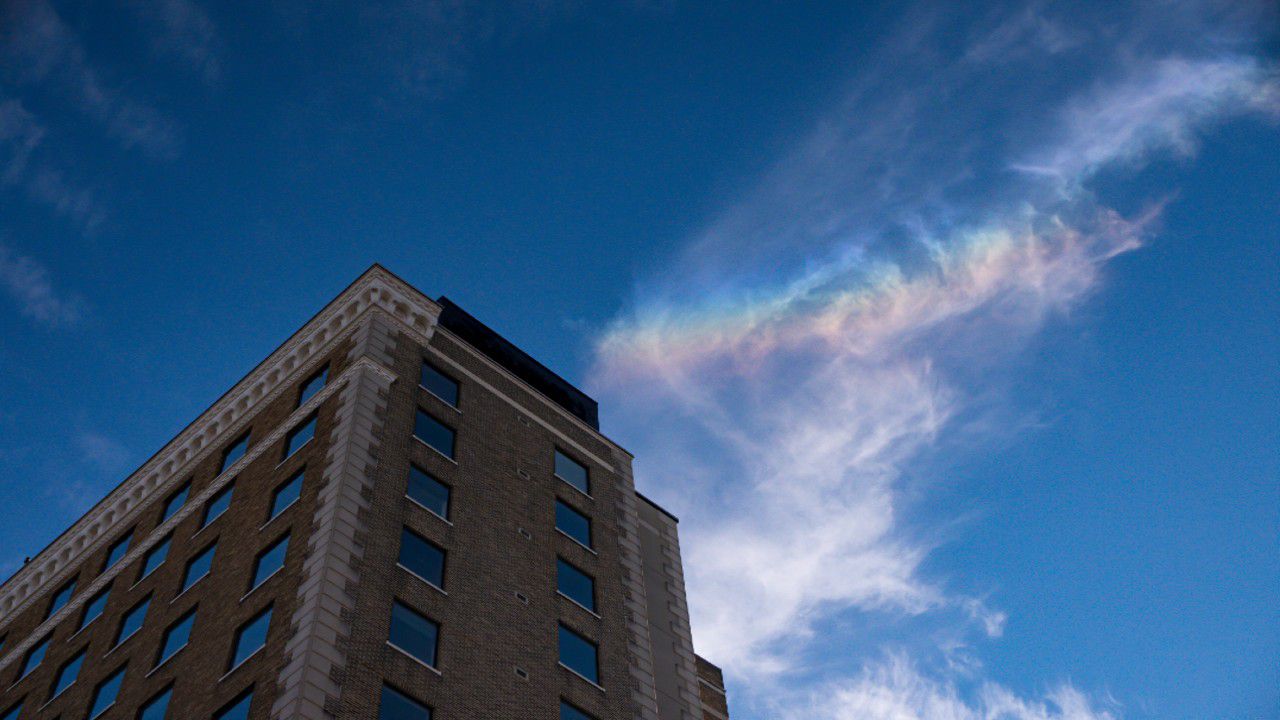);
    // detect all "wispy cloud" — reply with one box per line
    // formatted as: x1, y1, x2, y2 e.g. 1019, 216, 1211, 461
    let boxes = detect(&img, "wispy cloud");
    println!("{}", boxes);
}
127, 0, 222, 83
75, 431, 131, 477
0, 241, 83, 326
0, 97, 105, 232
